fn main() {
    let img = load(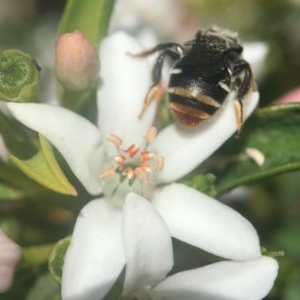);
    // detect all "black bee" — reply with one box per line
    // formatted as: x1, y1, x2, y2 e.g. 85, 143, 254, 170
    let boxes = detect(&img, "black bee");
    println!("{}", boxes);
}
132, 26, 257, 134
